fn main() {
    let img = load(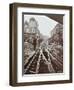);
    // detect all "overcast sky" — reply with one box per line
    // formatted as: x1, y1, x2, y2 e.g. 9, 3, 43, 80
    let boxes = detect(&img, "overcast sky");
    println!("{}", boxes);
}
24, 15, 58, 37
